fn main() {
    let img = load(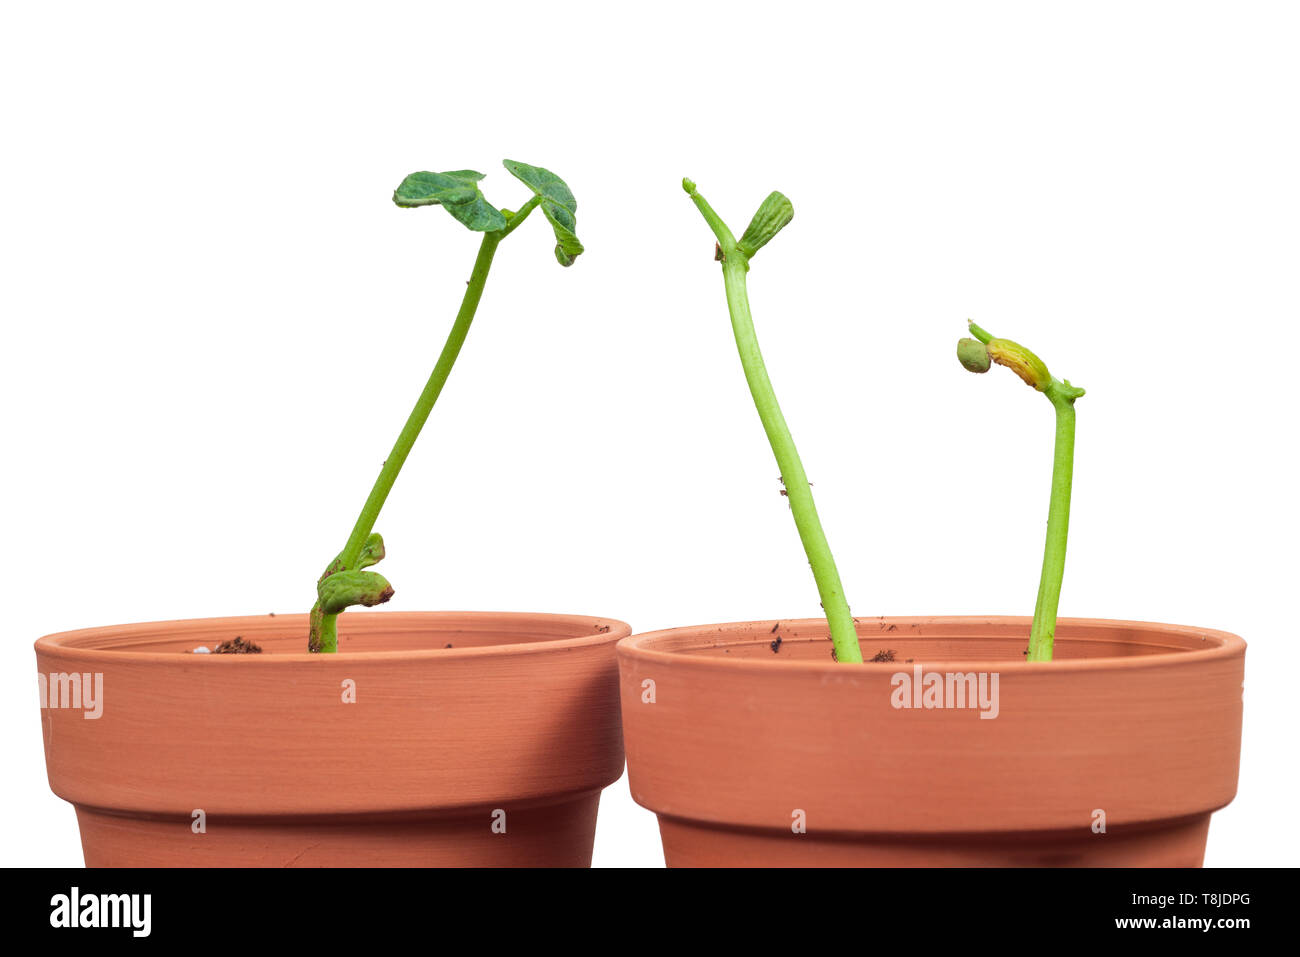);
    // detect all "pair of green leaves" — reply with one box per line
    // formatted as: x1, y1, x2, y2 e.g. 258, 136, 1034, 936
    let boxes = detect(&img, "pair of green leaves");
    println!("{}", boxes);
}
393, 160, 584, 266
